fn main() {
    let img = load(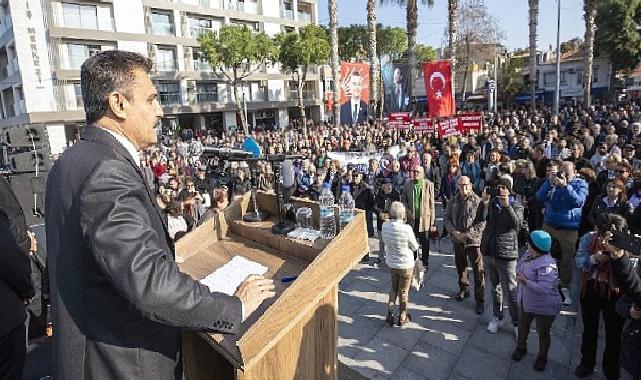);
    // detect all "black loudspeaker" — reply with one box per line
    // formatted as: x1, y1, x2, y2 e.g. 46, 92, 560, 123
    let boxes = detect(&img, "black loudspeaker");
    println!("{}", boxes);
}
10, 147, 53, 173
5, 125, 48, 148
